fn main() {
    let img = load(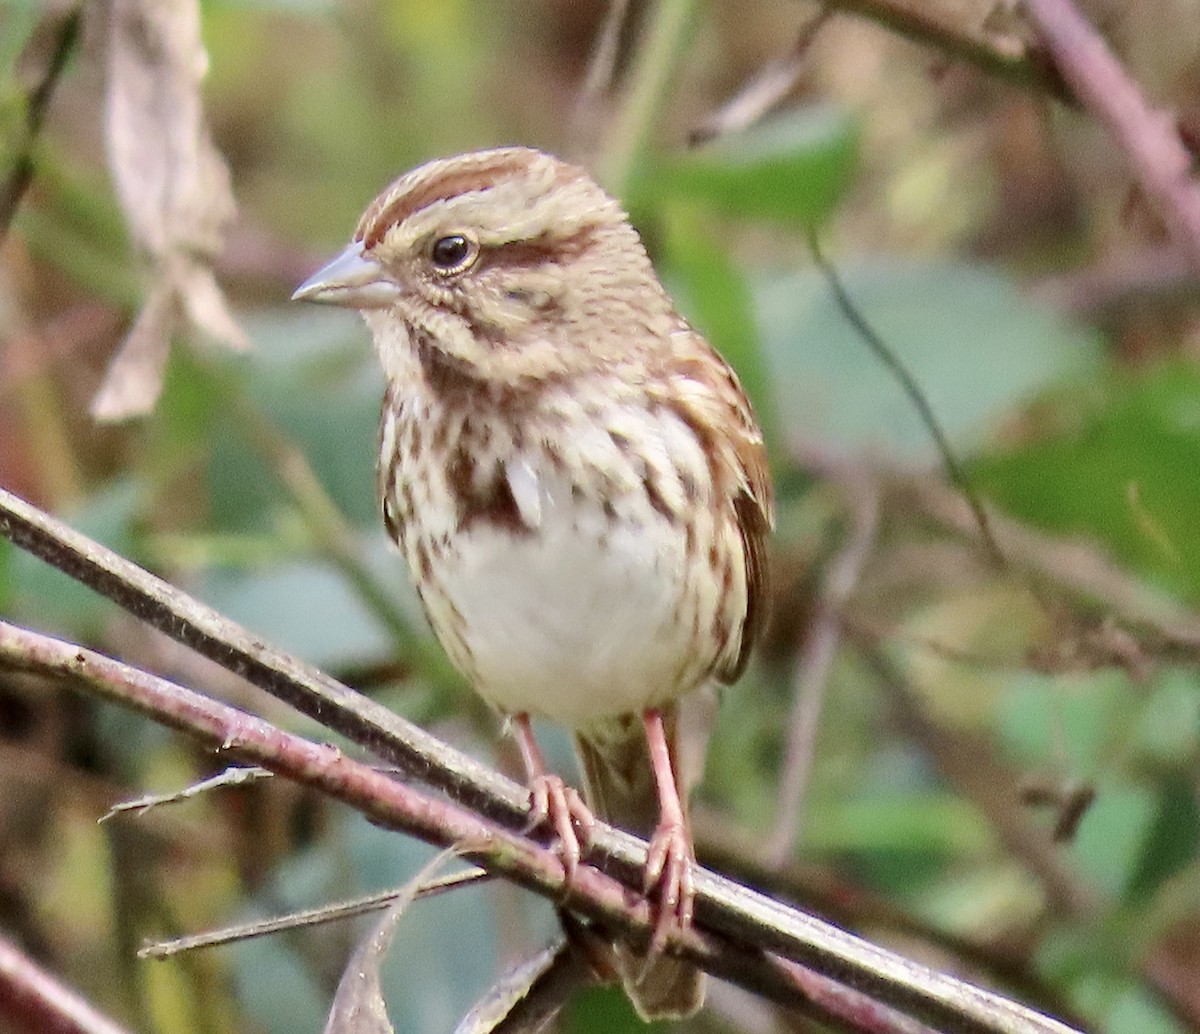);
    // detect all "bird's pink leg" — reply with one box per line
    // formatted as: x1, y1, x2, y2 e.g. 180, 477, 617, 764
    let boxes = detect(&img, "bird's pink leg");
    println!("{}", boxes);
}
642, 707, 696, 954
512, 714, 594, 883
